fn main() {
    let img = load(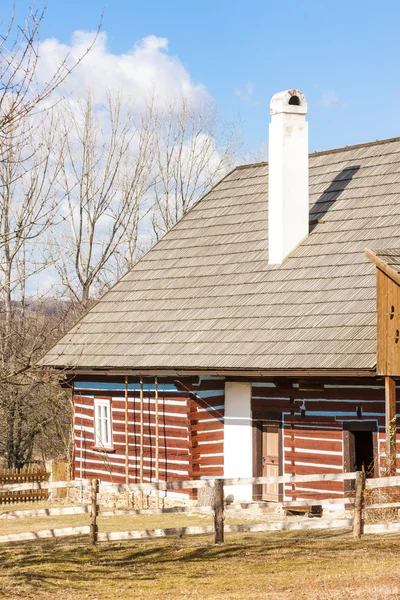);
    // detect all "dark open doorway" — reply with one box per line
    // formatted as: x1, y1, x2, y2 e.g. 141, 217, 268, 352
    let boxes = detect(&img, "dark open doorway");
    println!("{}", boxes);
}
353, 430, 374, 473
343, 421, 378, 479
